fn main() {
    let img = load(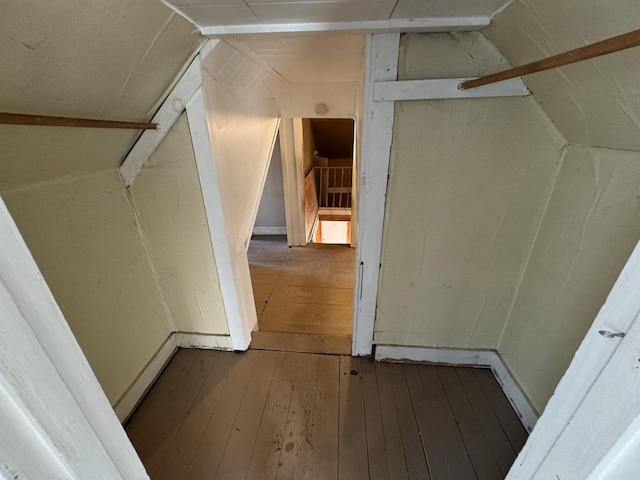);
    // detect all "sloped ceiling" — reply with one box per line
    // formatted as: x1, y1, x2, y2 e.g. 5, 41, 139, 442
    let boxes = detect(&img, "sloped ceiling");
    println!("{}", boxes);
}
0, 0, 202, 189
486, 0, 640, 152
164, 0, 511, 28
